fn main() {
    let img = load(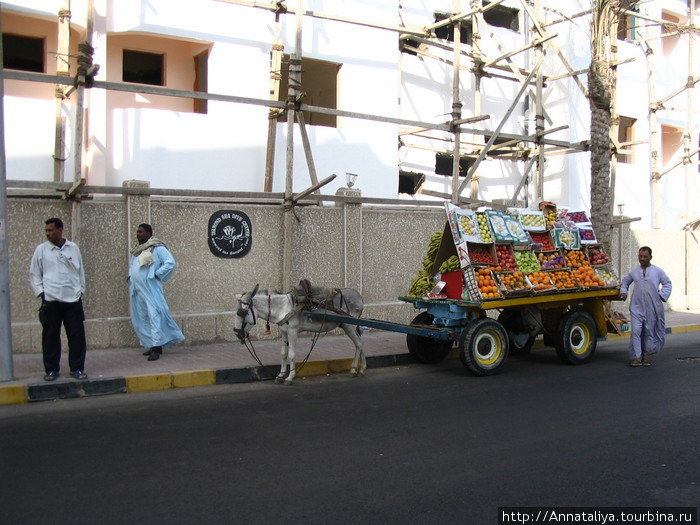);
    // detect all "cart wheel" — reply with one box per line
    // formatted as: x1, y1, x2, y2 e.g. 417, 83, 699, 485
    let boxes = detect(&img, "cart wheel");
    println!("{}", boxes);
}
406, 312, 454, 364
459, 318, 509, 376
497, 310, 536, 354
554, 311, 597, 365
